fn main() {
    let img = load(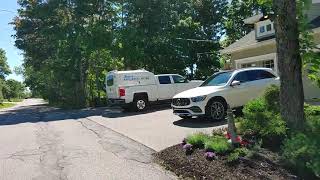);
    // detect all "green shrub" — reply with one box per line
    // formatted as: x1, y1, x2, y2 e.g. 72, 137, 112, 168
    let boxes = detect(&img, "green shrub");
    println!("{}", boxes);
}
186, 133, 210, 148
263, 85, 280, 113
281, 116, 320, 178
239, 99, 286, 138
238, 85, 286, 150
227, 147, 249, 163
204, 135, 231, 154
305, 104, 320, 116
